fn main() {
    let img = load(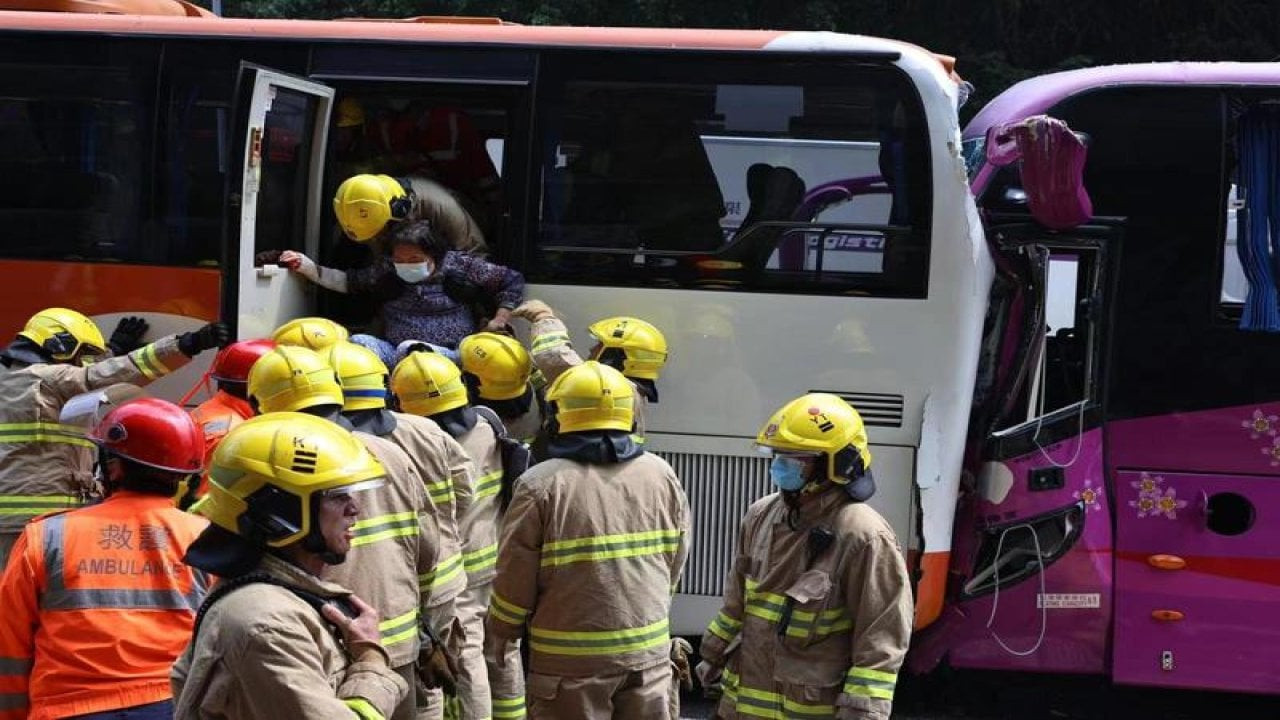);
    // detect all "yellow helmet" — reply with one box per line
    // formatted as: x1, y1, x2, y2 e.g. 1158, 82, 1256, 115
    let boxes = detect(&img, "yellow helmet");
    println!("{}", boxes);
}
587, 316, 668, 380
271, 317, 349, 351
18, 307, 107, 364
333, 173, 409, 242
247, 346, 344, 414
195, 412, 385, 548
756, 393, 873, 485
545, 361, 634, 434
458, 332, 531, 401
335, 97, 365, 128
390, 350, 468, 417
324, 341, 389, 412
